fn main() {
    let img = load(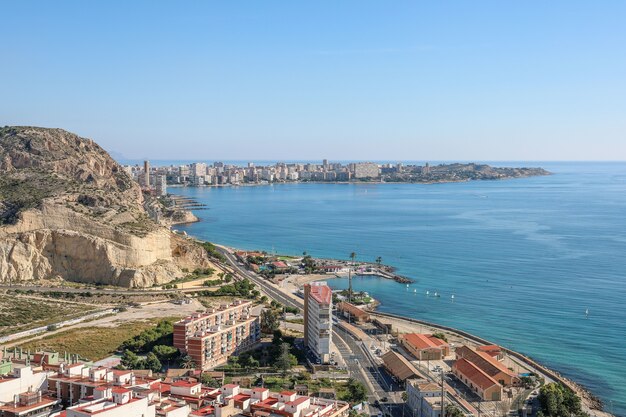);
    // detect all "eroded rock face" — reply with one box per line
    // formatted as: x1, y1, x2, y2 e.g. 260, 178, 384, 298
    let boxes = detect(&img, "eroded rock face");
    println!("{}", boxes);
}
0, 126, 209, 287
